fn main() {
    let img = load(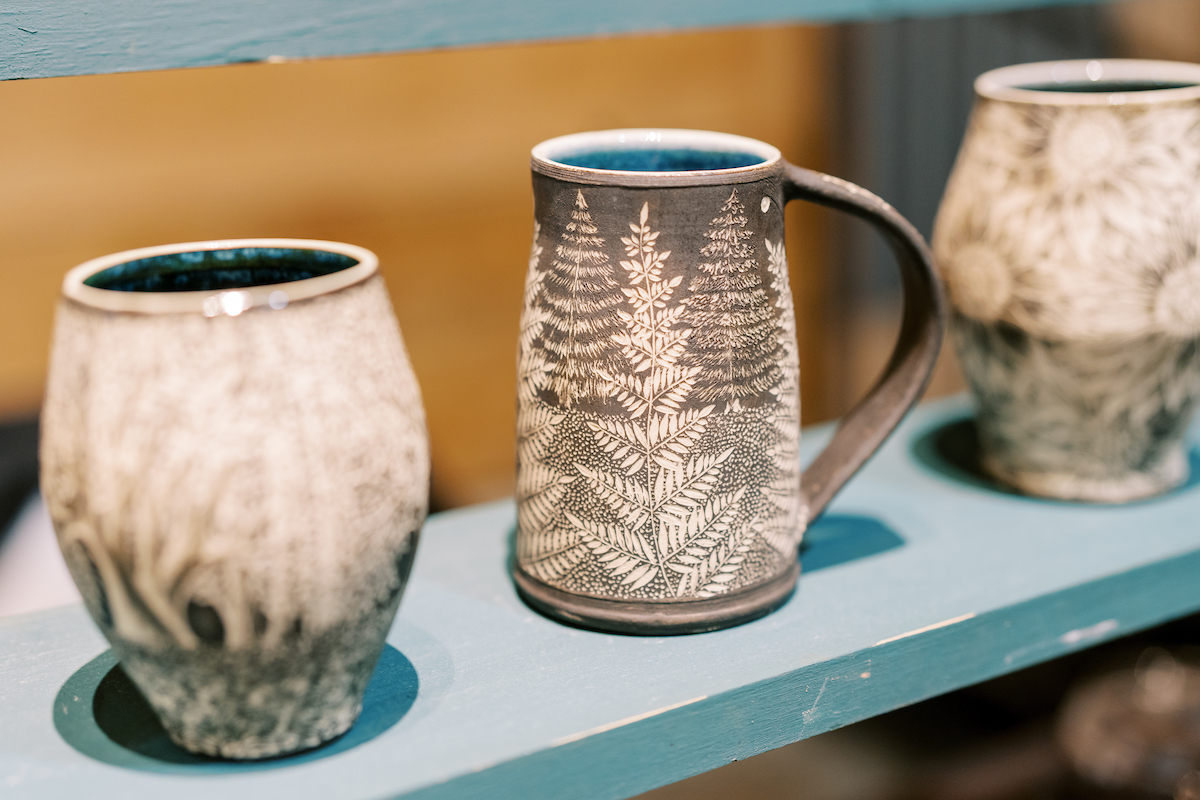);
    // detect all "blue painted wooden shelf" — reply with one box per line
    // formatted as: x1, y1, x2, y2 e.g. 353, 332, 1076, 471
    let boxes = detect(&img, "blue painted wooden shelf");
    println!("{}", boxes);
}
4, 0, 1100, 81
5, 395, 1200, 799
